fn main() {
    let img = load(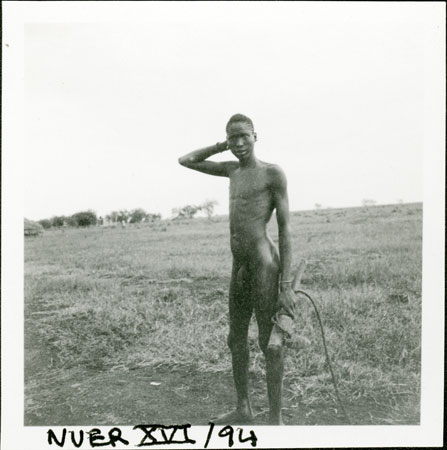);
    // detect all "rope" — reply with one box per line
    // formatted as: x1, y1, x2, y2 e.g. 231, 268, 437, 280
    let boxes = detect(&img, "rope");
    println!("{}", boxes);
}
294, 289, 351, 424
